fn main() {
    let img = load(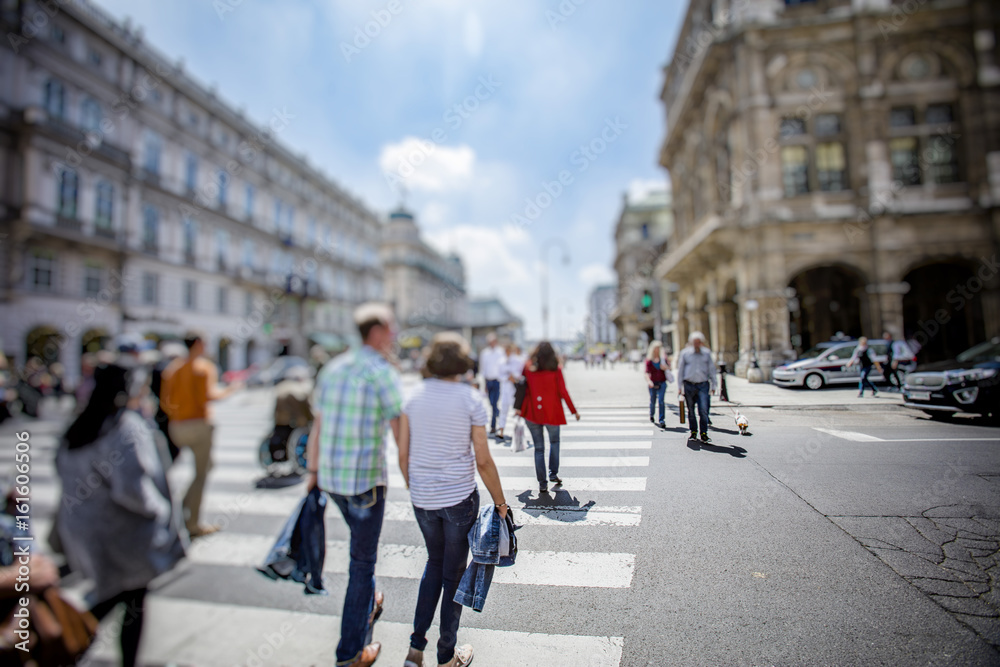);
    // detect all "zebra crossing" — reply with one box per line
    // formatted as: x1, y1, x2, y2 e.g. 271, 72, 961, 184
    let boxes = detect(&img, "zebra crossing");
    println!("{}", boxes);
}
1, 390, 658, 666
